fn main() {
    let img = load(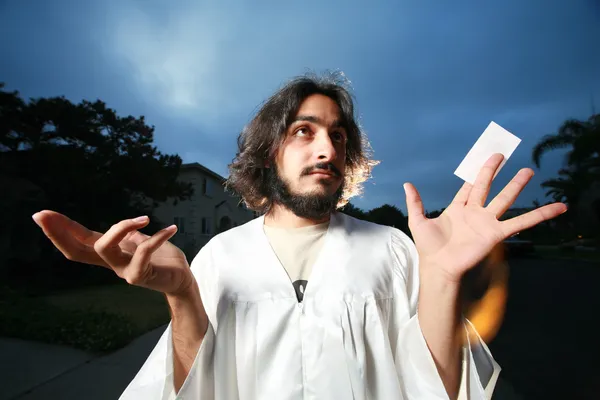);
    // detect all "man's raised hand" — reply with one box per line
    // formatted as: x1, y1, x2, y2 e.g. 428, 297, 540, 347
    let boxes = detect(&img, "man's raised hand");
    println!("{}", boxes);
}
403, 153, 567, 283
32, 211, 194, 296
